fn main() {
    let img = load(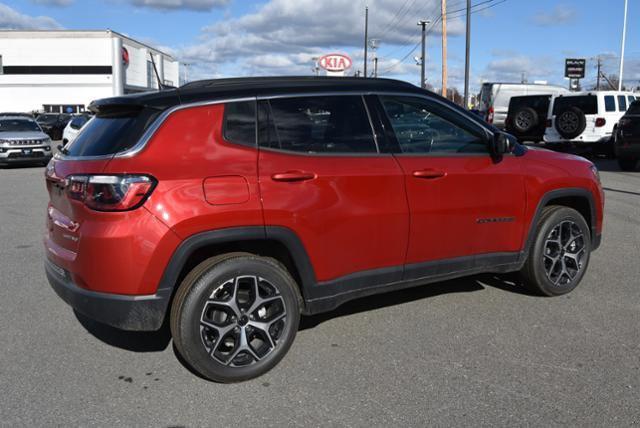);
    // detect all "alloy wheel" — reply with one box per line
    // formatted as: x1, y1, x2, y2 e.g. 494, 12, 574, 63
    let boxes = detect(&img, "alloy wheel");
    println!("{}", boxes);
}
558, 112, 579, 133
543, 220, 586, 286
516, 110, 533, 130
199, 275, 287, 367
